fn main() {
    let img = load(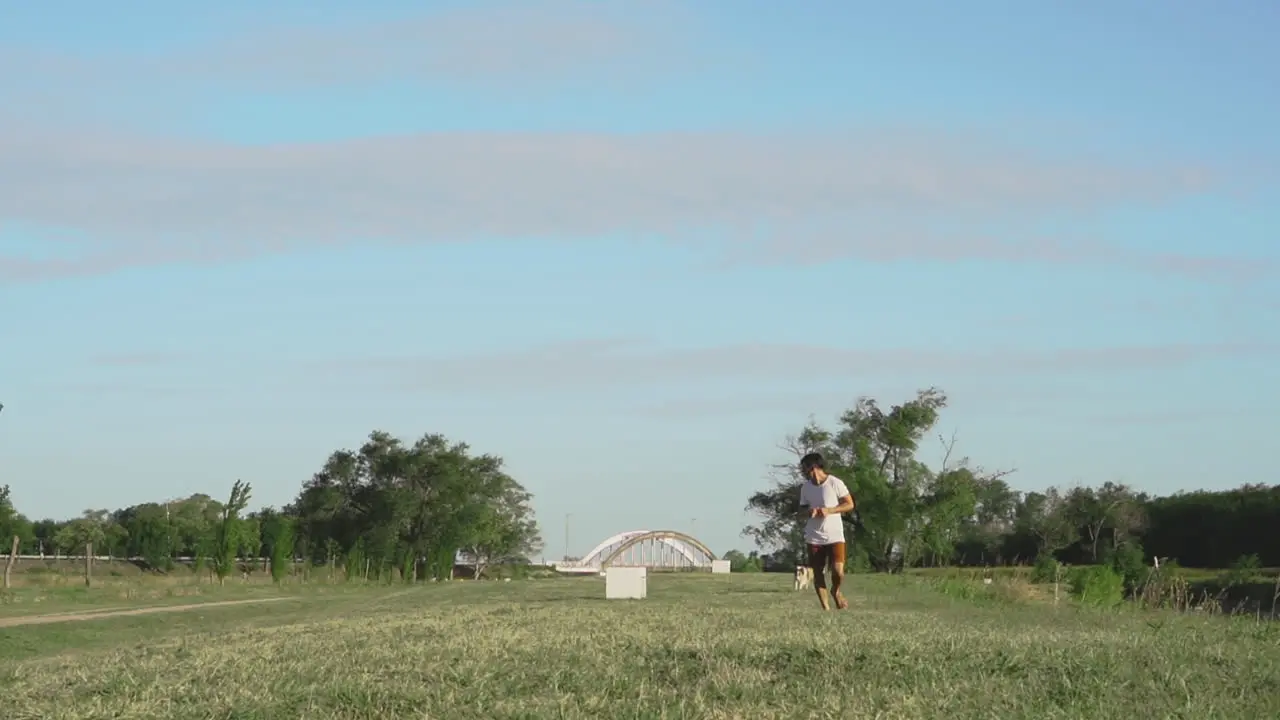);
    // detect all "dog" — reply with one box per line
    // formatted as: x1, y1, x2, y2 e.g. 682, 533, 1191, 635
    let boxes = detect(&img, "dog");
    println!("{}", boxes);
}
793, 565, 813, 591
